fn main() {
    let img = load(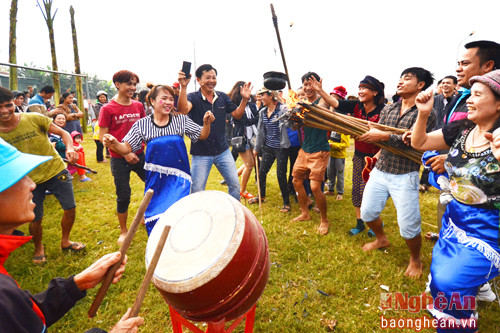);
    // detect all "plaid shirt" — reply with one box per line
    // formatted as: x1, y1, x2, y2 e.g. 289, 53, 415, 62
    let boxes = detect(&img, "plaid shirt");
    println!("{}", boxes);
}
375, 101, 436, 174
